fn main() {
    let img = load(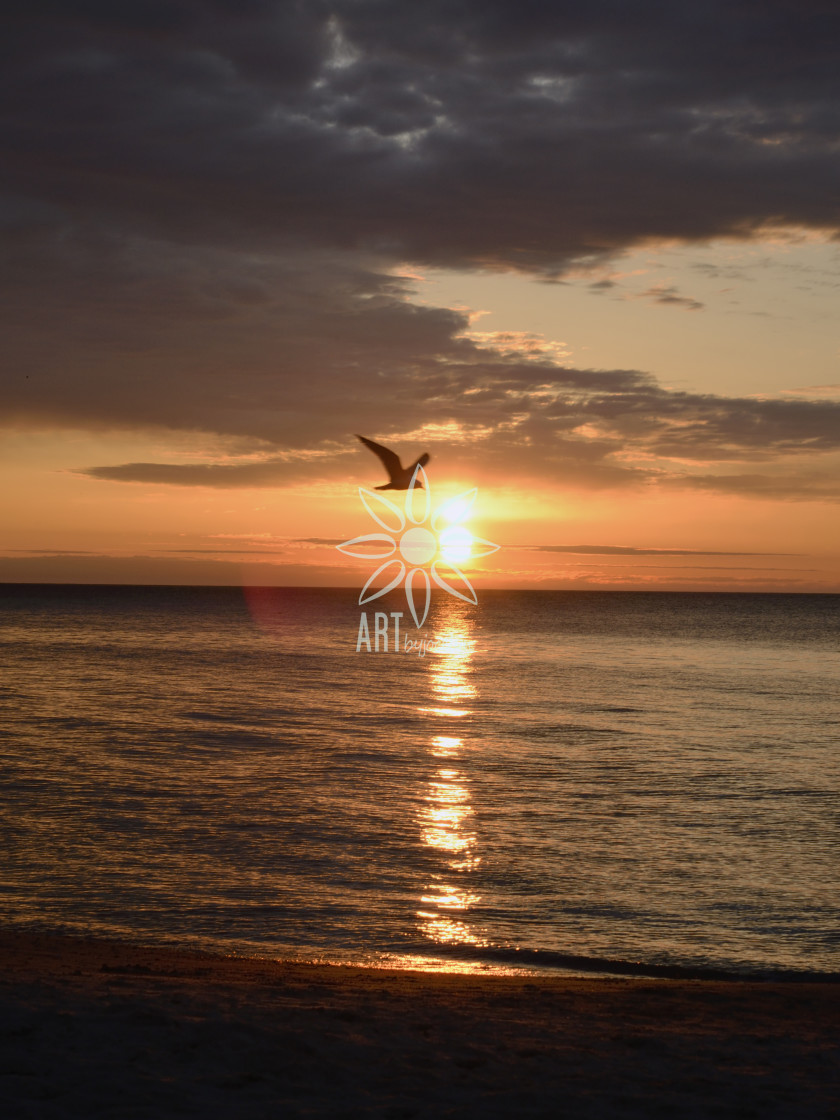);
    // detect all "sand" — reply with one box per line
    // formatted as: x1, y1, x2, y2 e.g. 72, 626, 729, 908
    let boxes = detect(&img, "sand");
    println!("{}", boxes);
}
1, 931, 838, 1118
